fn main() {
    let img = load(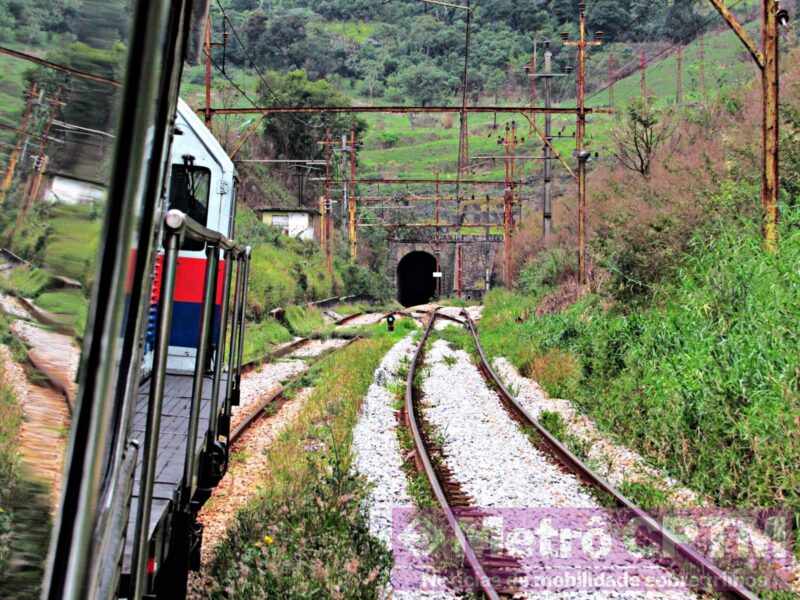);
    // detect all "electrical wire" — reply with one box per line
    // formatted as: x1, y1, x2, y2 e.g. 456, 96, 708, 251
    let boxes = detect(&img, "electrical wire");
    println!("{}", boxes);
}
585, 0, 752, 103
